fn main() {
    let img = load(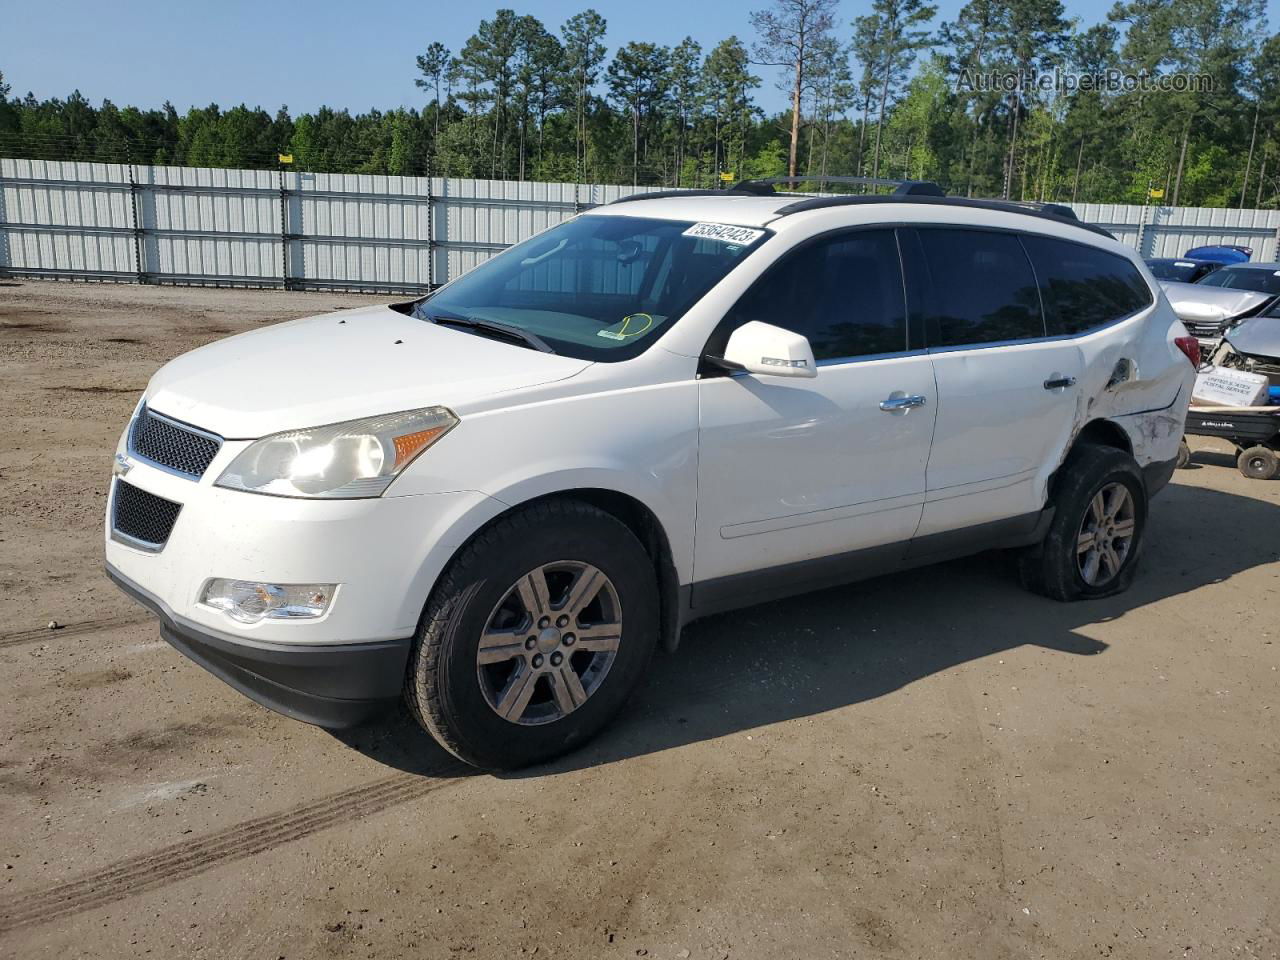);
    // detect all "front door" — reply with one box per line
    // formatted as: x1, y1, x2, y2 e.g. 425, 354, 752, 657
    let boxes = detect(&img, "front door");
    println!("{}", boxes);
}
693, 227, 937, 605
